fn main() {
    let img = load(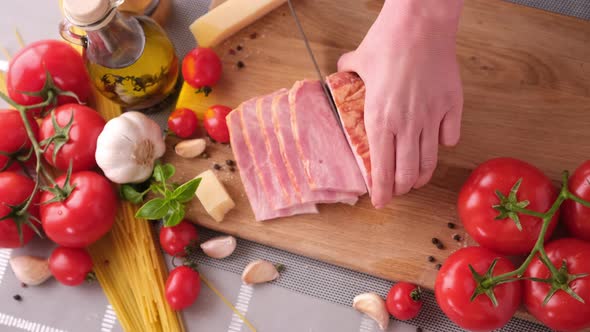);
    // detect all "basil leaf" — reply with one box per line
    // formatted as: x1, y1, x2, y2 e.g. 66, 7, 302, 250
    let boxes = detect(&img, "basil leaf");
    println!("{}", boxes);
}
120, 184, 146, 204
136, 198, 170, 220
170, 178, 201, 203
163, 205, 185, 227
153, 163, 175, 182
